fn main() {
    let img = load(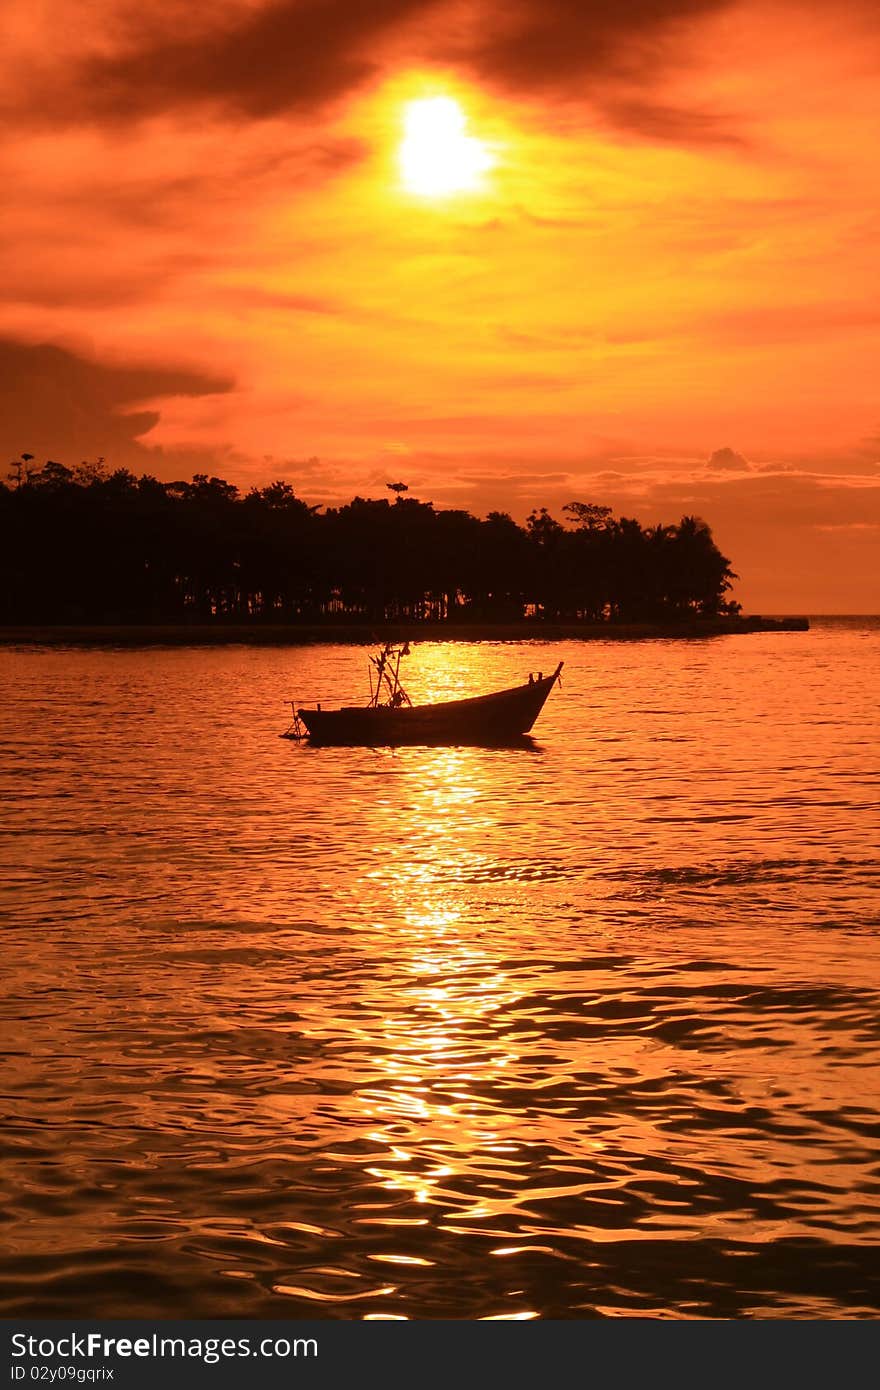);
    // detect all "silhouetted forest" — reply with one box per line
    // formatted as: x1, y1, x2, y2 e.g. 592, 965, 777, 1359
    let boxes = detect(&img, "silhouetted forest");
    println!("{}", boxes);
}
1, 458, 739, 624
